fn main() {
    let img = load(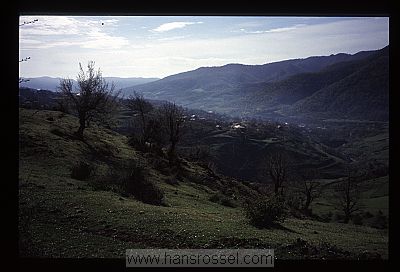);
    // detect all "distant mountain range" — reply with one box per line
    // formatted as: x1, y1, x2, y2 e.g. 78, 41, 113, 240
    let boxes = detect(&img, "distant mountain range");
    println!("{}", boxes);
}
19, 76, 159, 92
21, 46, 389, 122
122, 46, 388, 121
